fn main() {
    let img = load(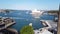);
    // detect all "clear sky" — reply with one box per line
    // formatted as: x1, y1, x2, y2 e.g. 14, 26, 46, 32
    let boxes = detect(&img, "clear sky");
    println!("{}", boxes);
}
0, 0, 59, 10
